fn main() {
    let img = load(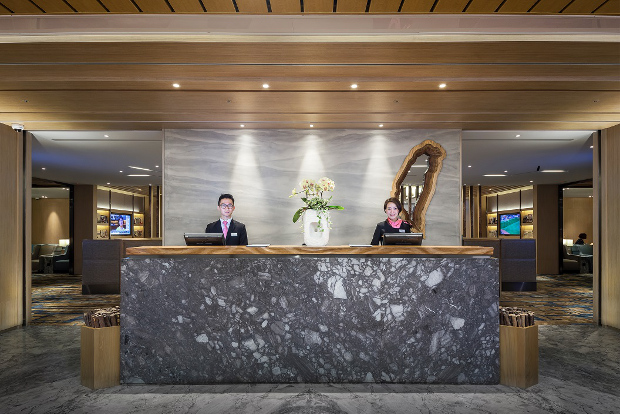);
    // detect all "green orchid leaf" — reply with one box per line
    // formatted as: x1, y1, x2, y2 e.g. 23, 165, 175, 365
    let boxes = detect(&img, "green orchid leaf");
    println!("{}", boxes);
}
327, 205, 344, 210
292, 208, 306, 223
